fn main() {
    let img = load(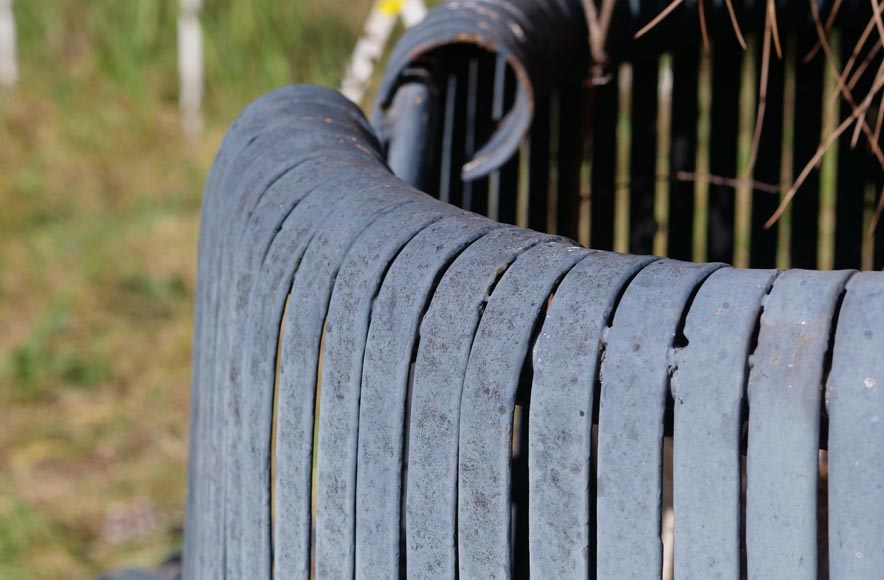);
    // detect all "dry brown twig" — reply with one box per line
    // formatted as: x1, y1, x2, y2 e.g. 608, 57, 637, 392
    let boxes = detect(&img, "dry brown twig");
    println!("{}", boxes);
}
635, 0, 684, 40
698, 0, 710, 52
745, 0, 776, 179
766, 57, 884, 228
583, 0, 618, 83
804, 0, 844, 62
725, 0, 747, 49
808, 0, 884, 168
676, 171, 780, 194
